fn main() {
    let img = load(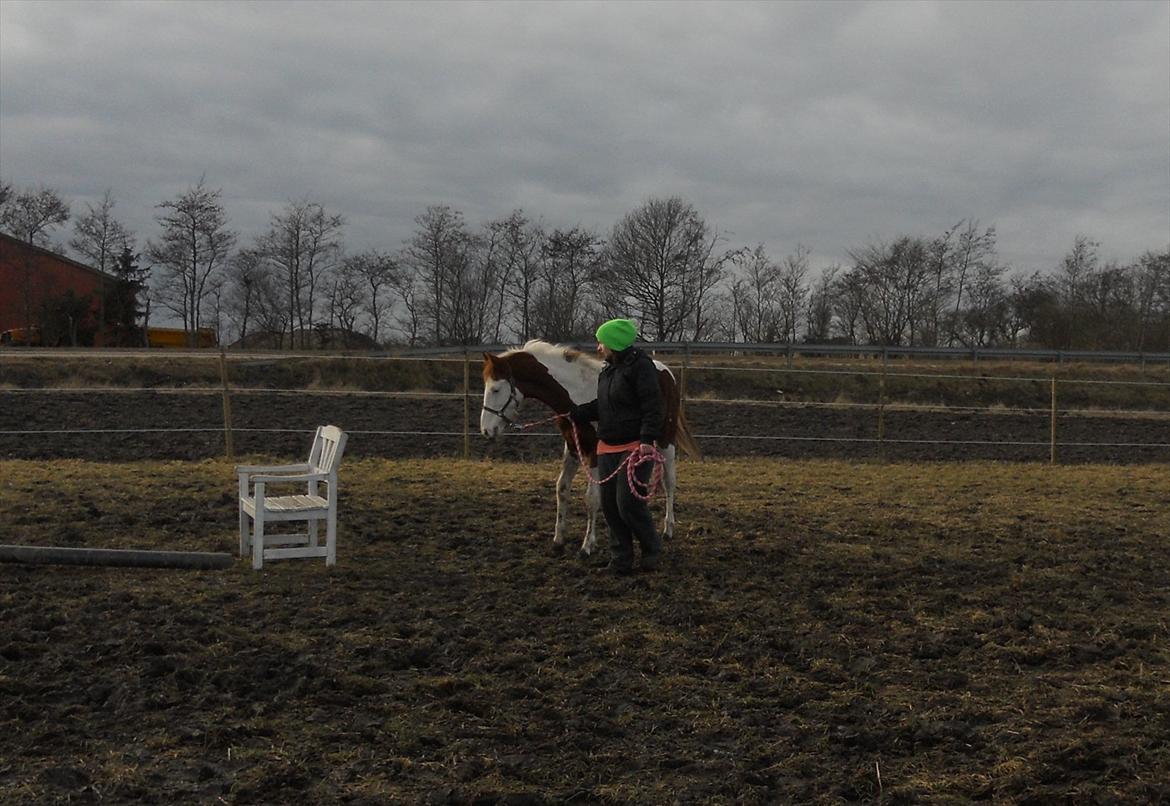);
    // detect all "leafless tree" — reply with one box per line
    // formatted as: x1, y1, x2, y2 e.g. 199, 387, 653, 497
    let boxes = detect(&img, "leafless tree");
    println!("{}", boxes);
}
1134, 249, 1170, 351
492, 210, 542, 343
805, 264, 839, 343
327, 262, 366, 347
343, 250, 400, 345
601, 197, 727, 341
146, 179, 236, 345
389, 262, 424, 346
223, 247, 268, 346
403, 205, 473, 345
256, 200, 345, 348
727, 244, 780, 342
778, 244, 810, 344
71, 190, 135, 341
847, 236, 933, 345
0, 184, 70, 246
533, 226, 603, 342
